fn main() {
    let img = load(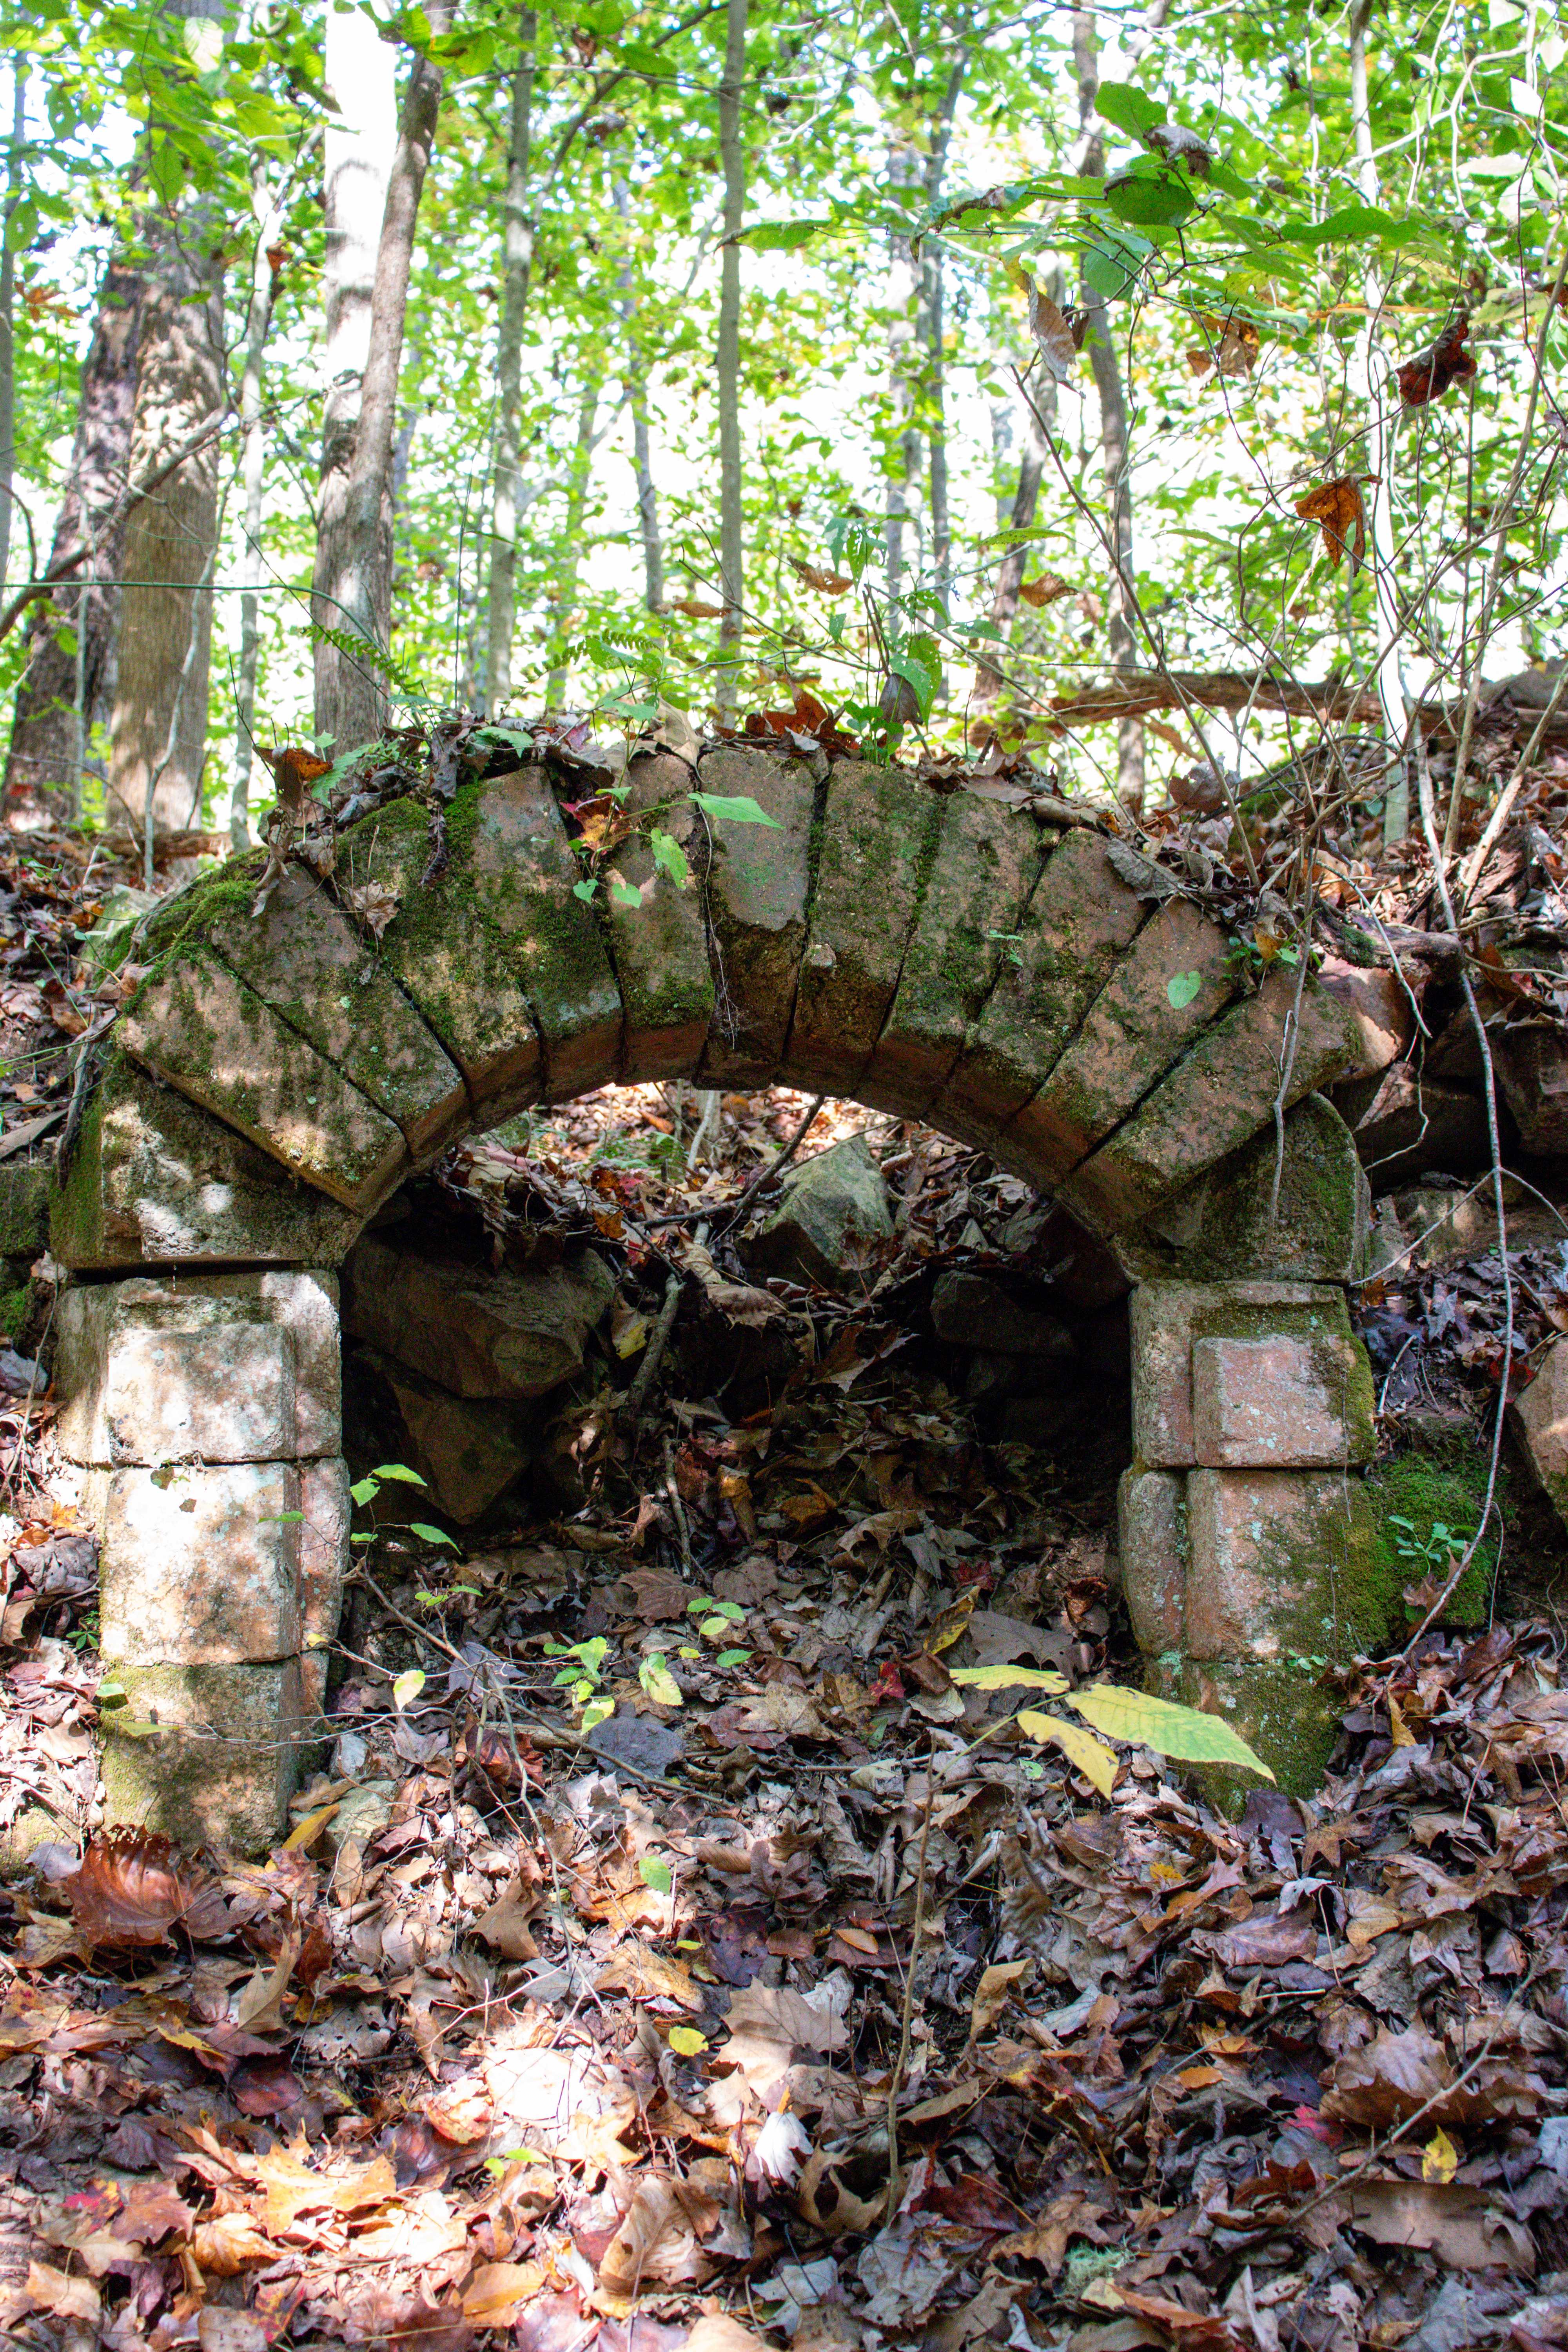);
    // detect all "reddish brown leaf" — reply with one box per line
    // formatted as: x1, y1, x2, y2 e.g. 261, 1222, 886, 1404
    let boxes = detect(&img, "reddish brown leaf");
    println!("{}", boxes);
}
1397, 313, 1478, 406
1187, 313, 1260, 379
789, 556, 854, 595
1294, 475, 1370, 574
1017, 572, 1072, 609
65, 1830, 228, 1952
1029, 284, 1080, 385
